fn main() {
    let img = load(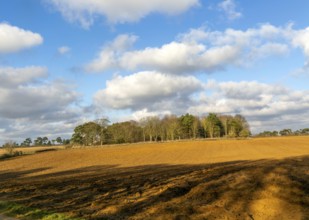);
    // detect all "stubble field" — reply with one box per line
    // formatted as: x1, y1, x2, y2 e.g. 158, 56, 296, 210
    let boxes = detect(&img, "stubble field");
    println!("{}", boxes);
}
0, 136, 308, 219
